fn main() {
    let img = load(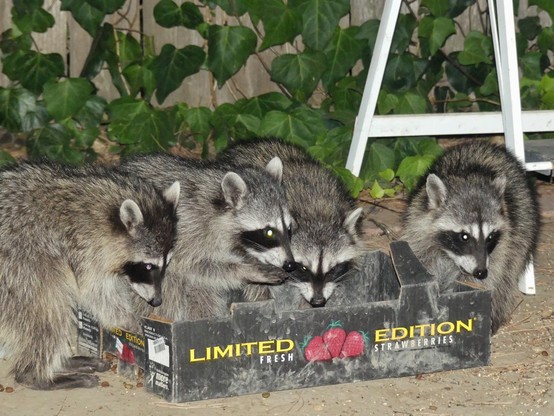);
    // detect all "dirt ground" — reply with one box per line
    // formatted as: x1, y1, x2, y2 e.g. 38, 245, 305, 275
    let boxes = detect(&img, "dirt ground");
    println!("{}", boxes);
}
0, 182, 552, 416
